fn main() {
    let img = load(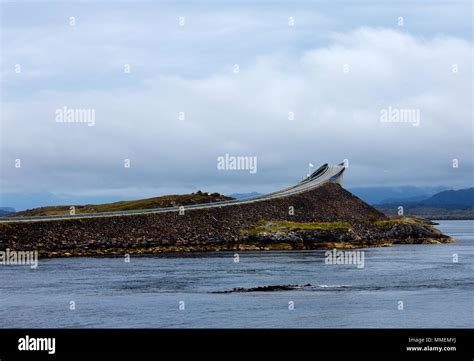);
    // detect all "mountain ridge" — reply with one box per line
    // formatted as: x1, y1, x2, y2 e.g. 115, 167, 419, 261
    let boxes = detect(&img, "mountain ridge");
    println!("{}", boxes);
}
376, 187, 474, 219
